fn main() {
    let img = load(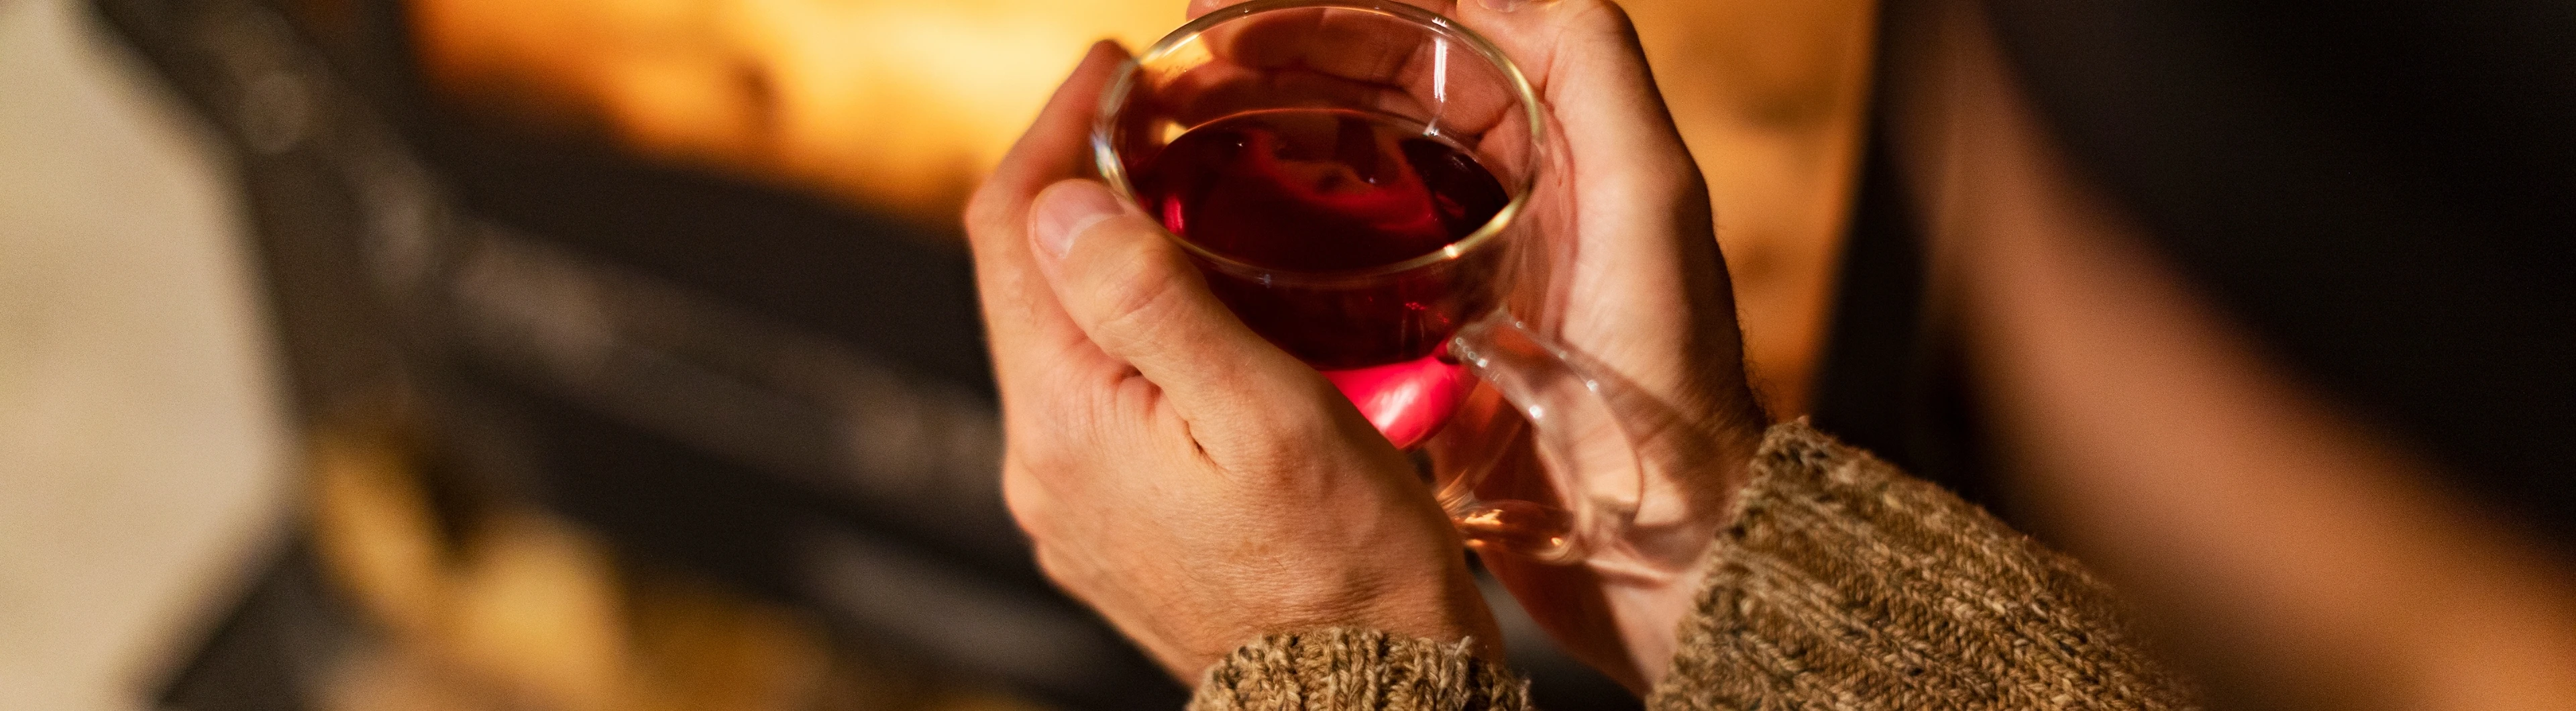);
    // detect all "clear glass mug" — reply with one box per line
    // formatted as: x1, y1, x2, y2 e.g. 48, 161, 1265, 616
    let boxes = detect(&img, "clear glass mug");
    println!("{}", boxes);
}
1095, 0, 1643, 563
